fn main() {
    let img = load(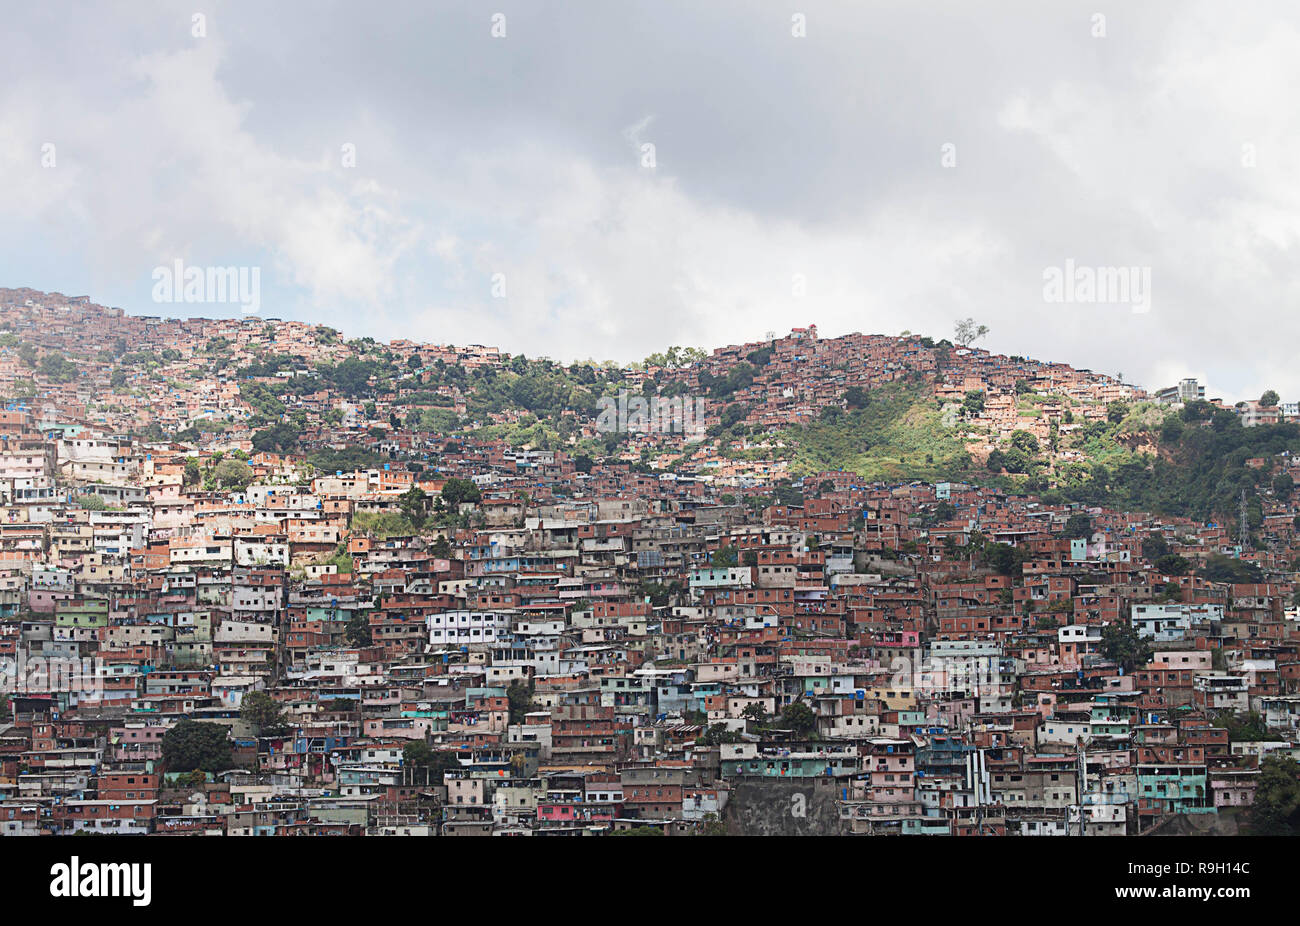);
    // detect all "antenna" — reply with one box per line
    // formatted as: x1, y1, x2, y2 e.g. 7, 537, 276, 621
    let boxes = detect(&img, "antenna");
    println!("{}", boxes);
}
1239, 488, 1249, 551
